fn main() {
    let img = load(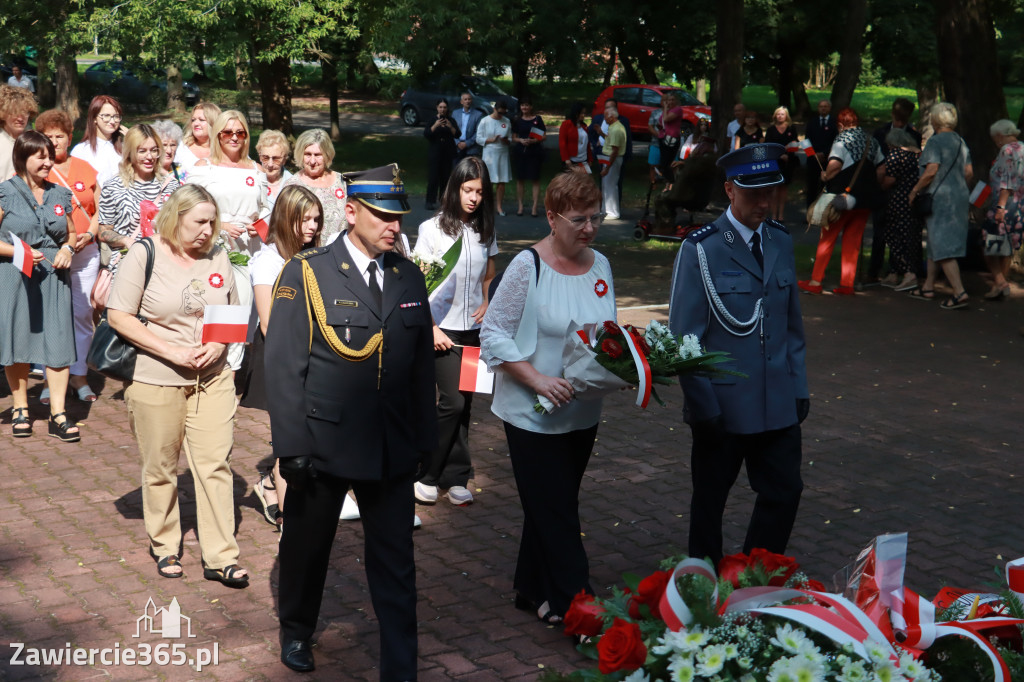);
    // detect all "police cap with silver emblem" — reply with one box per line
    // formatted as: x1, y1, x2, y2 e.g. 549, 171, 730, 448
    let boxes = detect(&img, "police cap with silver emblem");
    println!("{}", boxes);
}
716, 143, 786, 188
342, 162, 411, 214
